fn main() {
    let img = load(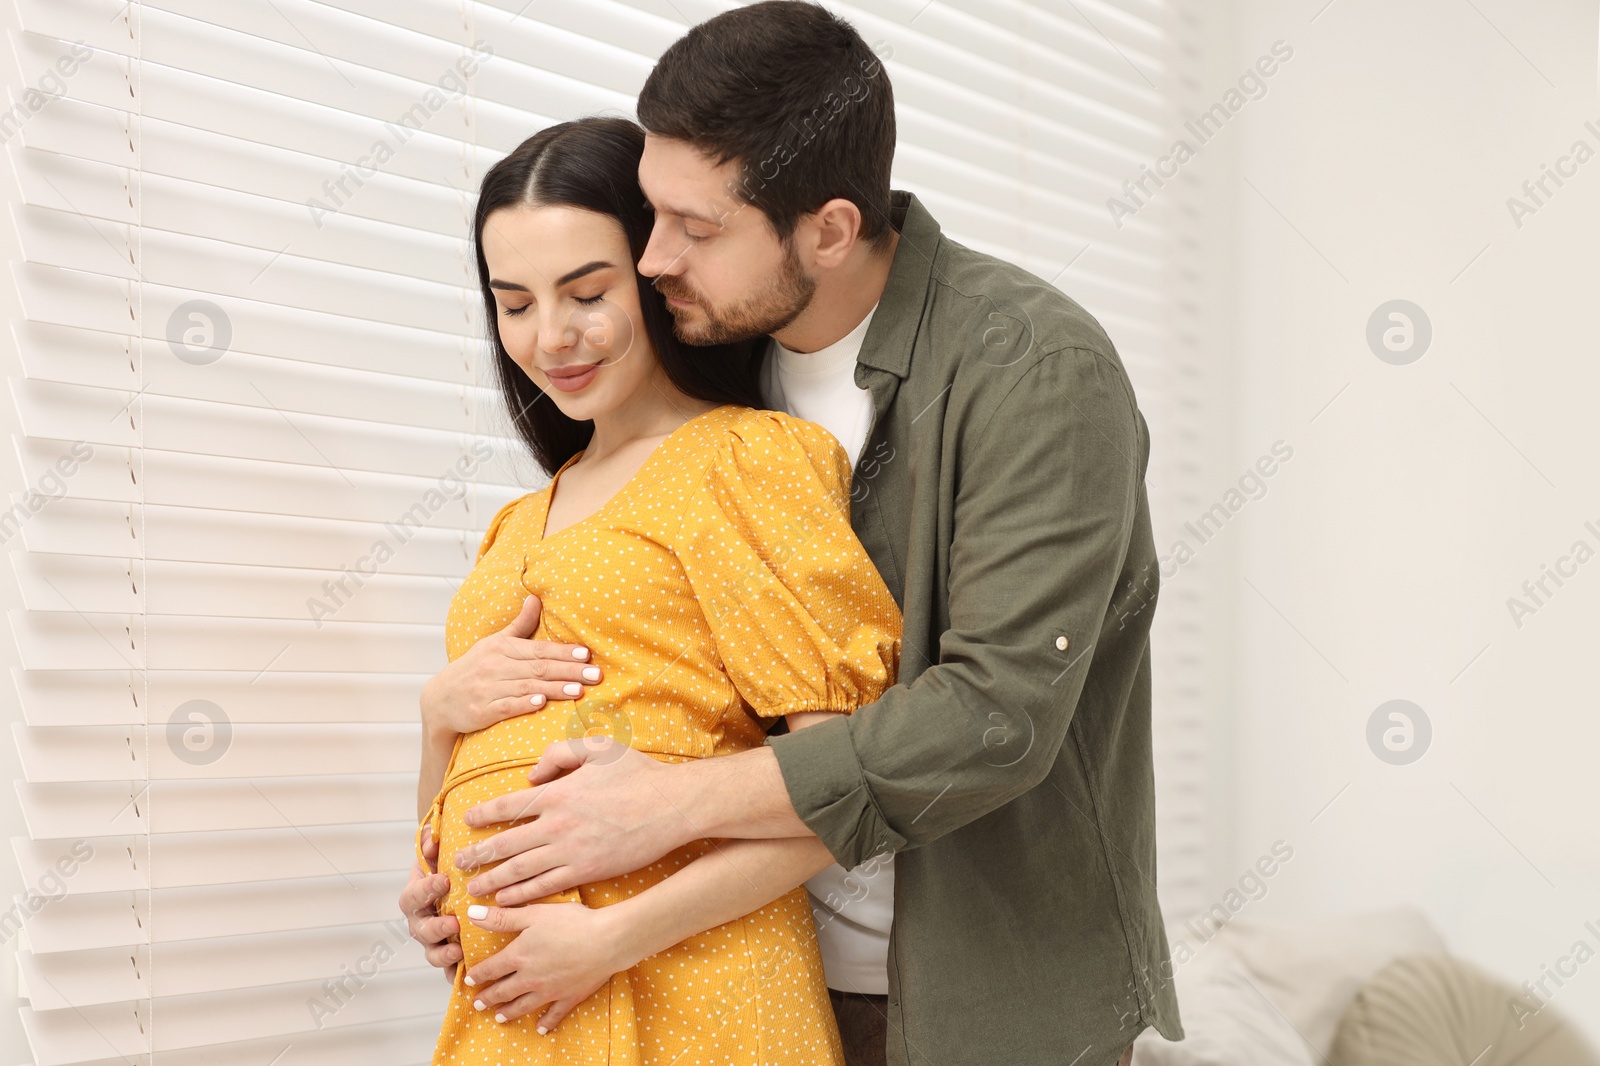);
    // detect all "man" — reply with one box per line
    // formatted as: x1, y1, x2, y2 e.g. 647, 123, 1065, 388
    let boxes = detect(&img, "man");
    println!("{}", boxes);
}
402, 4, 1183, 1064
